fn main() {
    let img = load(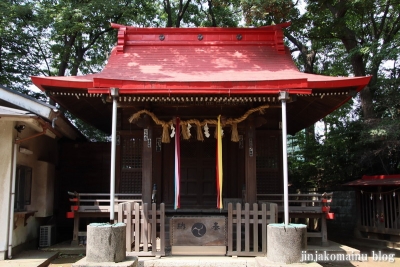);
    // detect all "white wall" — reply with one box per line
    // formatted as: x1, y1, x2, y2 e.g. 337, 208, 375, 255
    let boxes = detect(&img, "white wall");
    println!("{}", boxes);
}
29, 161, 55, 217
0, 121, 14, 260
0, 120, 58, 259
